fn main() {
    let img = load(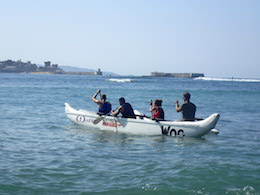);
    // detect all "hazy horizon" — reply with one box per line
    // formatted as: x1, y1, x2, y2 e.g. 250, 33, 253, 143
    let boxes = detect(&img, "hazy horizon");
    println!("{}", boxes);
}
1, 0, 259, 78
